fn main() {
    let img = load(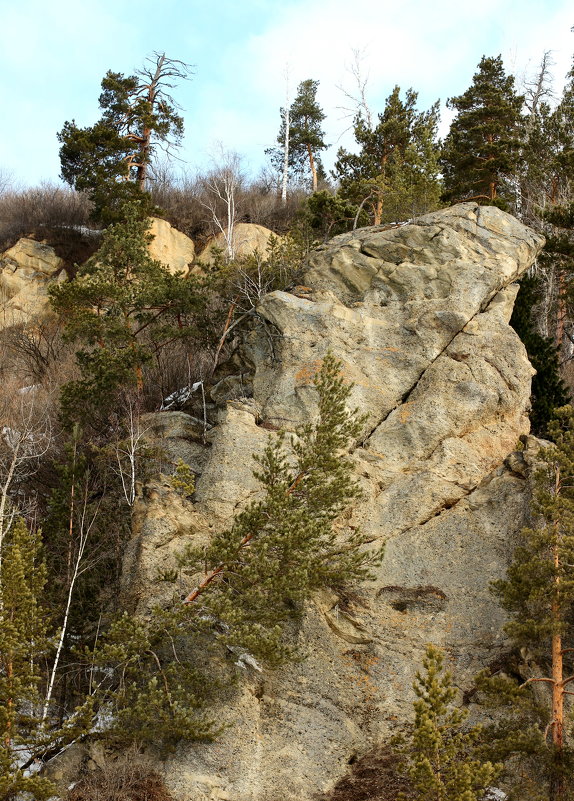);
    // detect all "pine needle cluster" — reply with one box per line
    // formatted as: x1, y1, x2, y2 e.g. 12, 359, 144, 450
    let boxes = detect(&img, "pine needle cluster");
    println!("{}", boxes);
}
402, 645, 500, 801
180, 352, 382, 665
